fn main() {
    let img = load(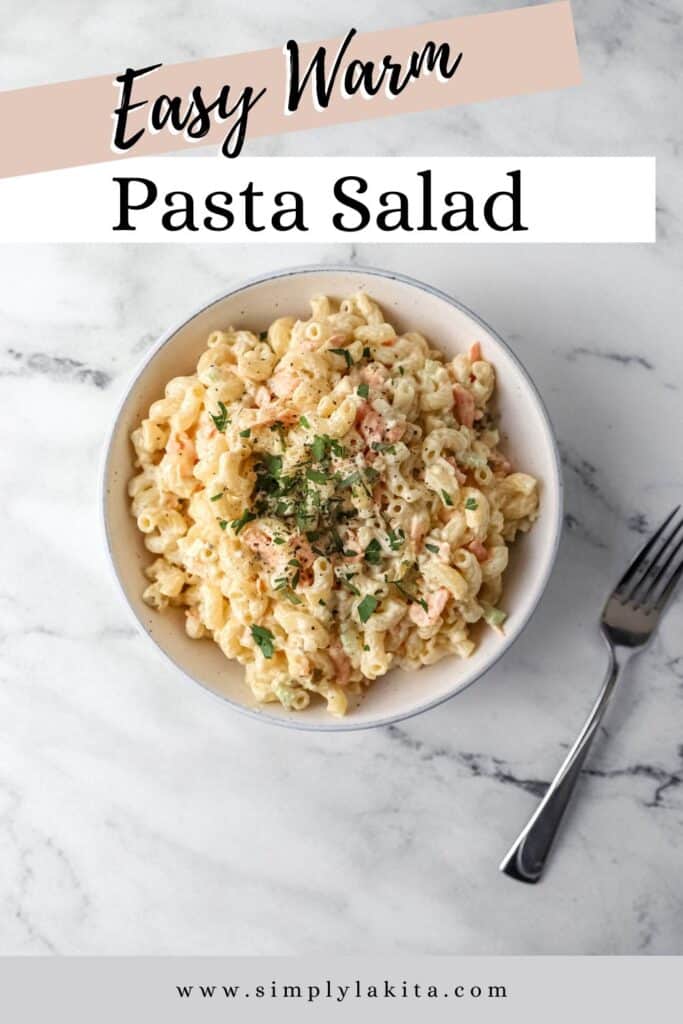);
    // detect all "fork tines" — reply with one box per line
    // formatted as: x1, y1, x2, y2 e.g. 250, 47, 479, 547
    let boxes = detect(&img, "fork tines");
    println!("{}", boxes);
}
616, 505, 683, 612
